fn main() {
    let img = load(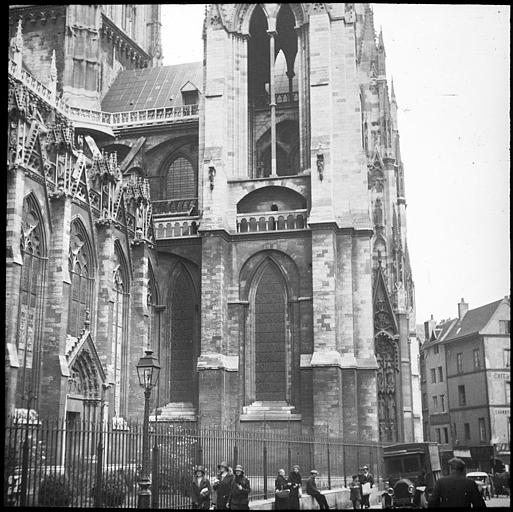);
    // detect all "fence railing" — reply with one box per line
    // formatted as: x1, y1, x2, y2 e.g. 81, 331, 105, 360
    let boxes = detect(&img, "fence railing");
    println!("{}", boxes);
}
4, 416, 384, 508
